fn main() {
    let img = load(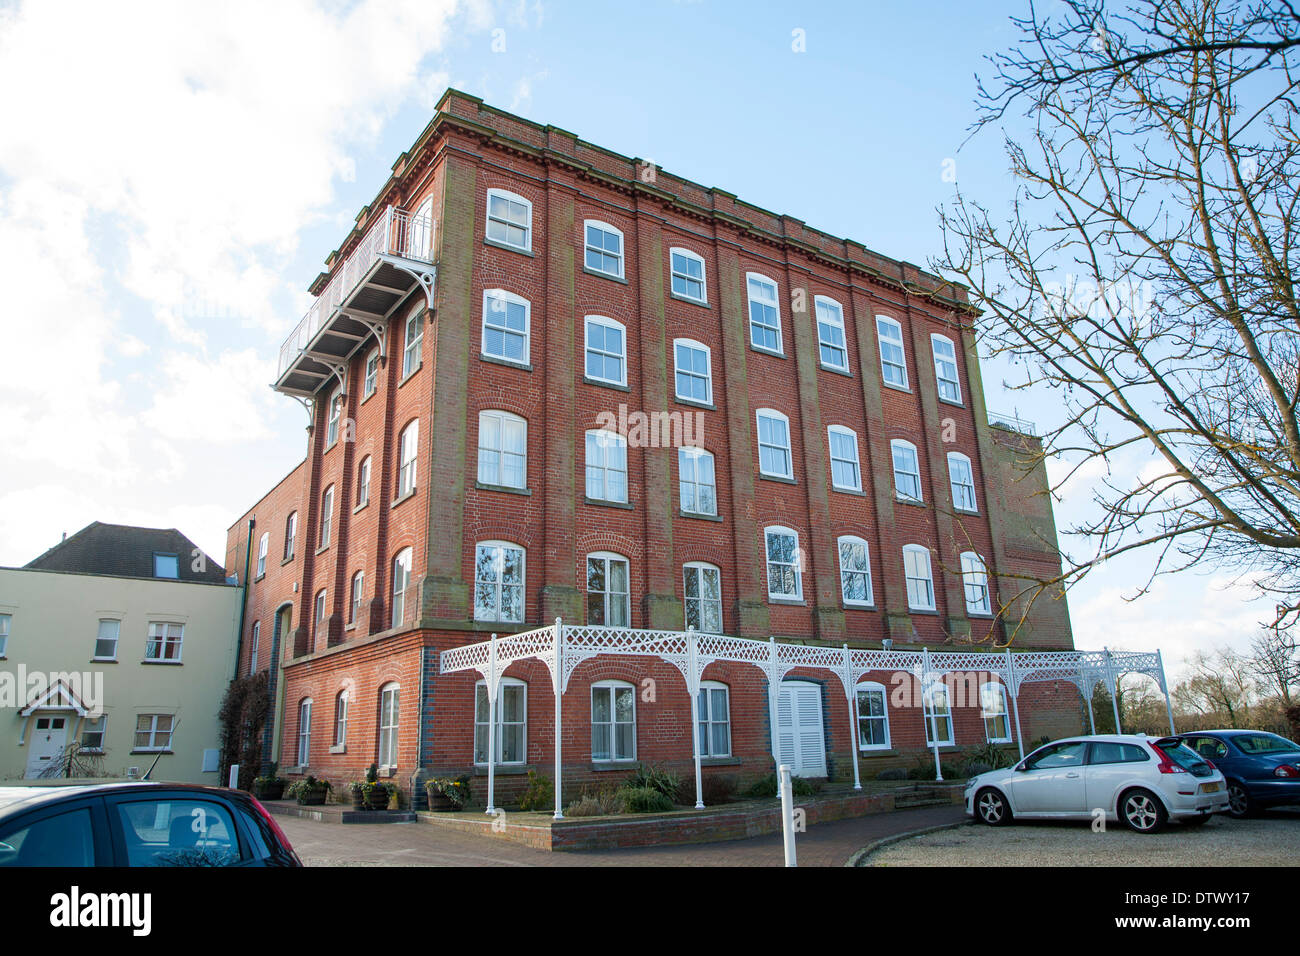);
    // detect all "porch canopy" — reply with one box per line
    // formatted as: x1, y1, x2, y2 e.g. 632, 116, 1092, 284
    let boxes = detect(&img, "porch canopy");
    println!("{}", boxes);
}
439, 620, 1173, 819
